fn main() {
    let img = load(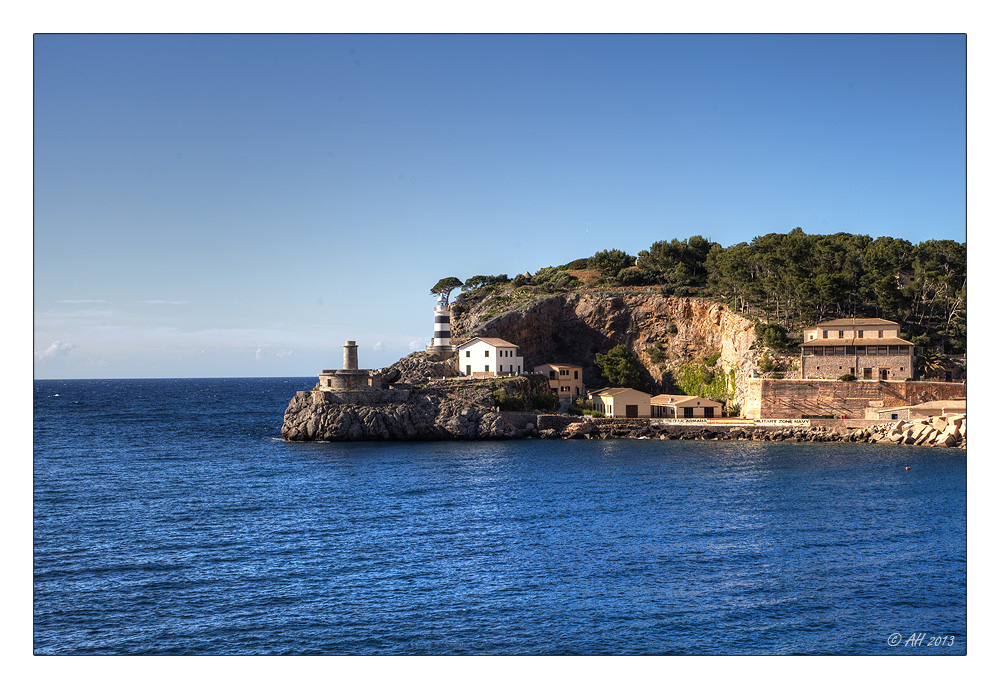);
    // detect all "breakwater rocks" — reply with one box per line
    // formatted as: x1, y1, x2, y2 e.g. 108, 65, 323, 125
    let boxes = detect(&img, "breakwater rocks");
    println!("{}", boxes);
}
540, 414, 966, 448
